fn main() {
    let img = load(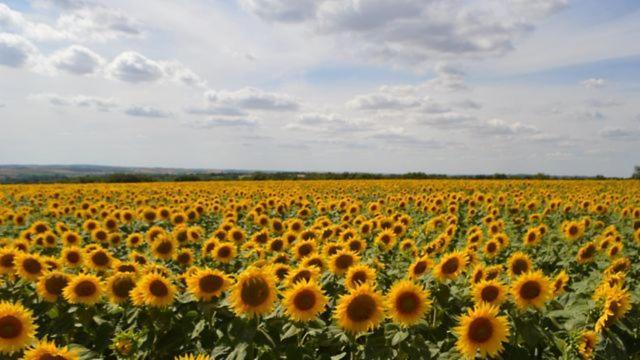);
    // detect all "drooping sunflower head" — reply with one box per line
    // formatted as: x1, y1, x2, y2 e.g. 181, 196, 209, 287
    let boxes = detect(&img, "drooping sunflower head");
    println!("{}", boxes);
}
186, 269, 232, 302
131, 273, 176, 308
63, 273, 104, 306
594, 286, 631, 332
577, 330, 598, 359
36, 271, 71, 302
454, 302, 510, 359
576, 242, 597, 264
510, 271, 552, 310
229, 267, 278, 318
335, 284, 385, 334
552, 270, 570, 297
0, 301, 37, 354
282, 280, 328, 322
434, 251, 466, 282
386, 280, 431, 327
